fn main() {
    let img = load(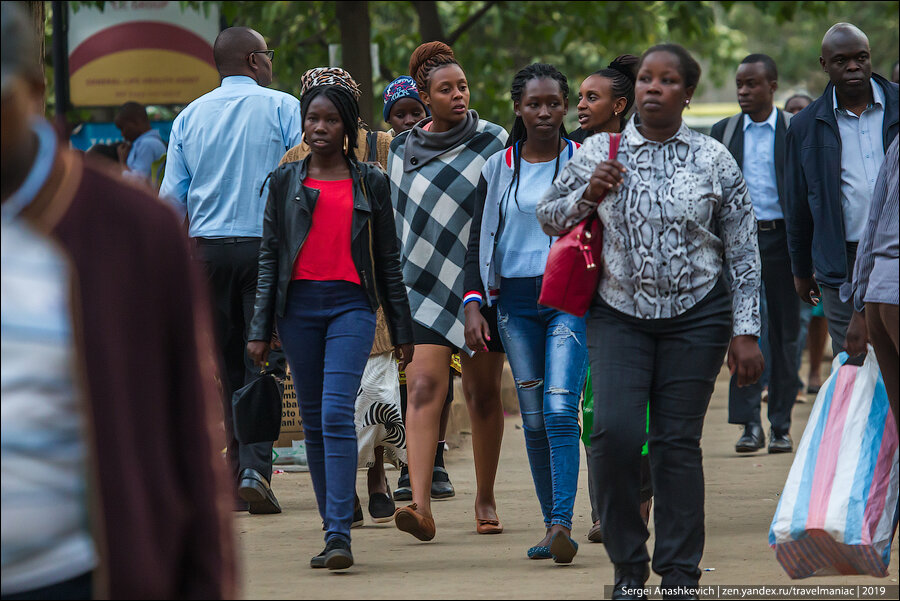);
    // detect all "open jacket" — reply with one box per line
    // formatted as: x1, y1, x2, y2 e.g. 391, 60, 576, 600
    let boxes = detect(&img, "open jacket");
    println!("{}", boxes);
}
784, 73, 899, 287
19, 149, 235, 599
248, 156, 414, 346
710, 108, 790, 212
